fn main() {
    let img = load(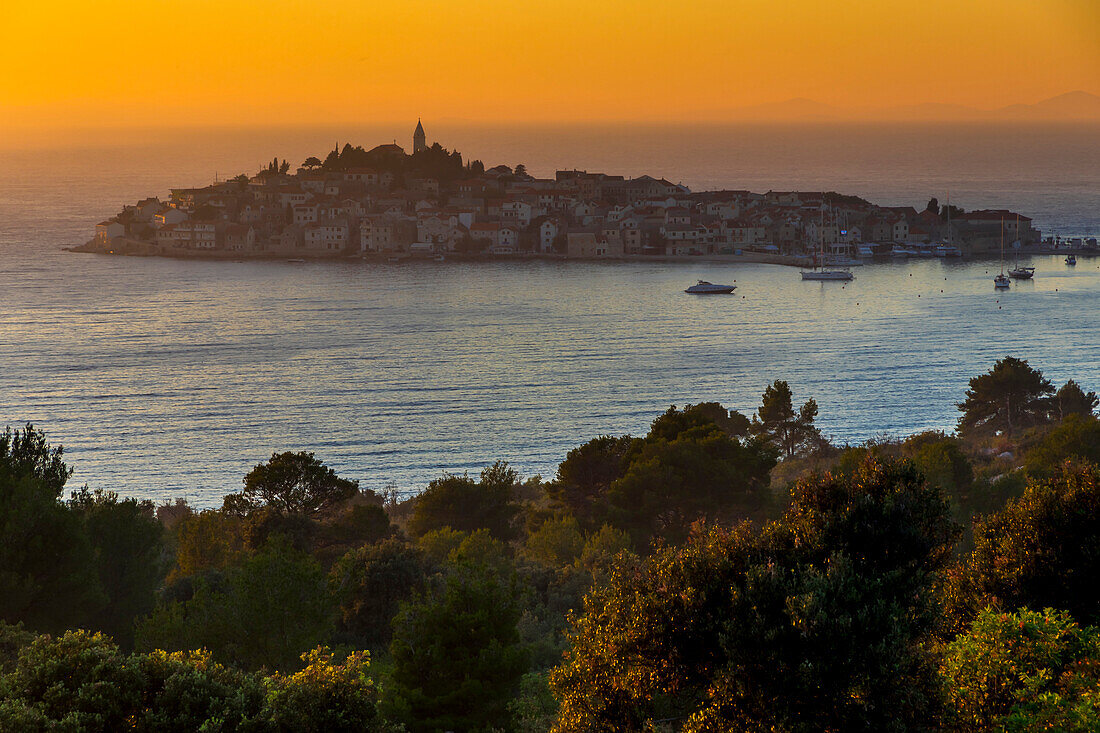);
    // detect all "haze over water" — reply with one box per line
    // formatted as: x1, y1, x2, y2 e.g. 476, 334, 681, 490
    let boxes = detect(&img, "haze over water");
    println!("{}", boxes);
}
1, 123, 1097, 505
